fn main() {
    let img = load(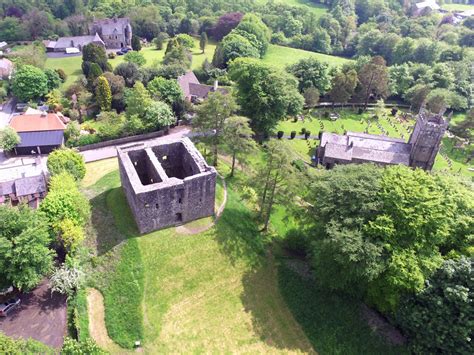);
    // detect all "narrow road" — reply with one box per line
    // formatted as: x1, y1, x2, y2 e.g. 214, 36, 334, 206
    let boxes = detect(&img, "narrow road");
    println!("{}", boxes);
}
0, 98, 14, 129
80, 126, 192, 163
